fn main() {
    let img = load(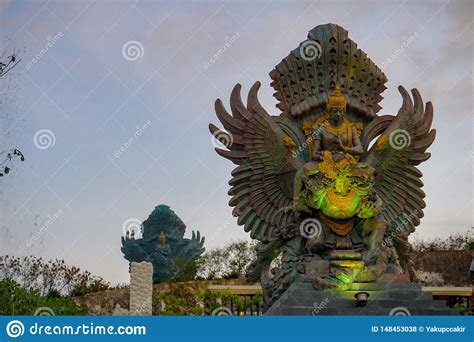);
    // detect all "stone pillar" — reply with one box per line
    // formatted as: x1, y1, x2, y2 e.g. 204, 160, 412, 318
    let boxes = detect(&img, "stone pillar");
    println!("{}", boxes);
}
129, 261, 153, 315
